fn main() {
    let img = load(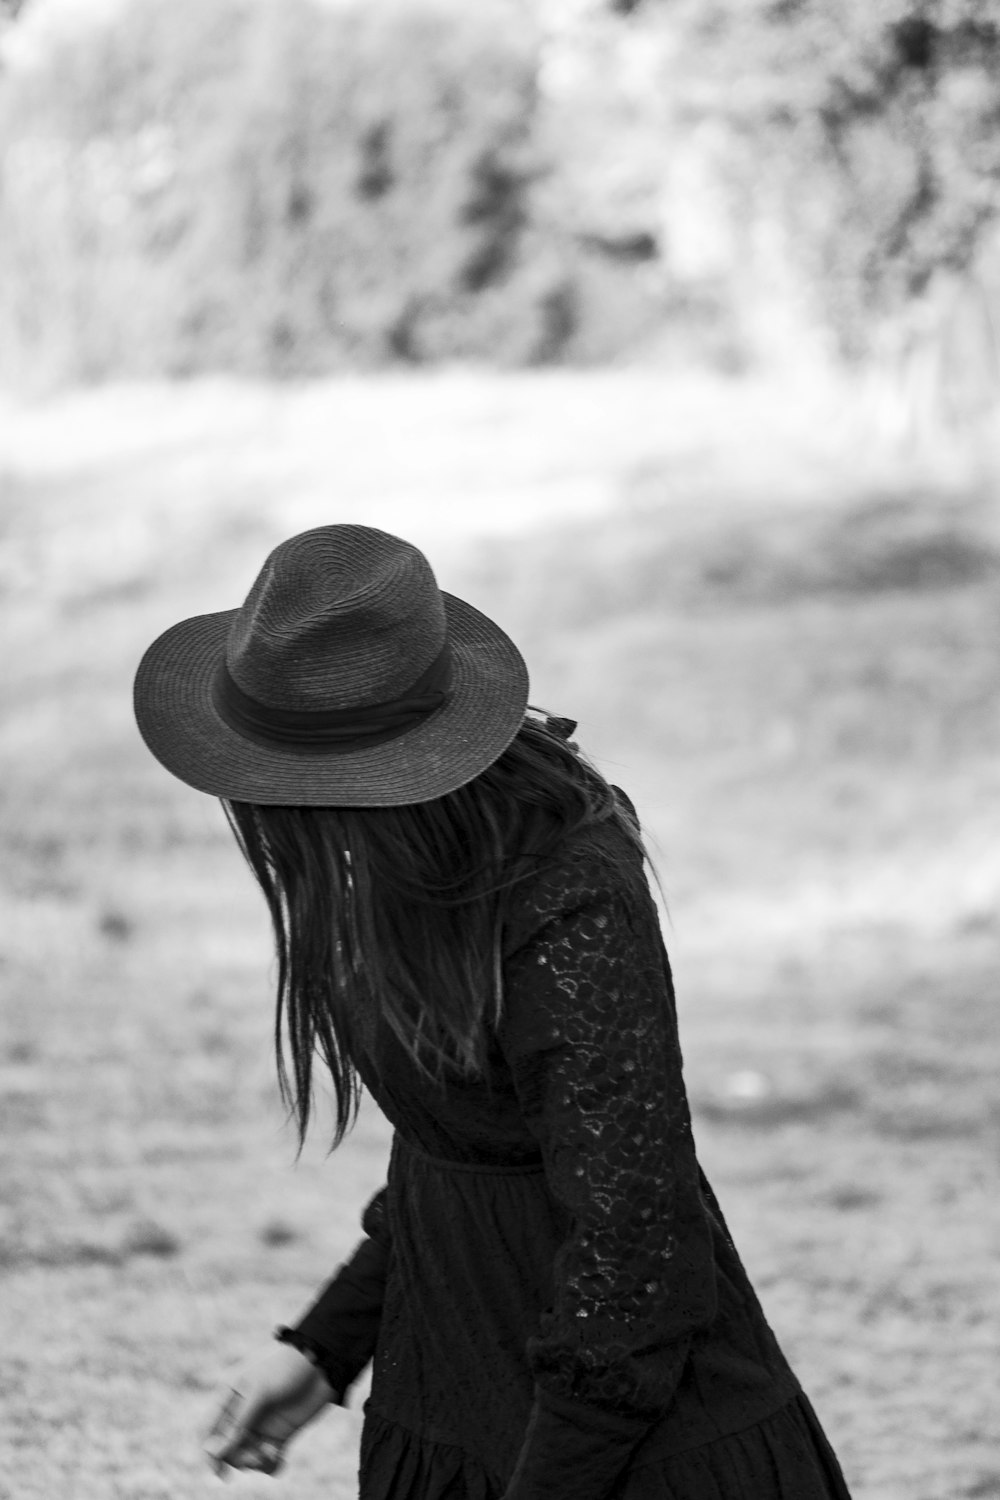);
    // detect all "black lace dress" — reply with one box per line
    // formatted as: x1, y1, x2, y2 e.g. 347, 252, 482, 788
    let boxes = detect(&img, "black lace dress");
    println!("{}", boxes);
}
290, 800, 853, 1500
